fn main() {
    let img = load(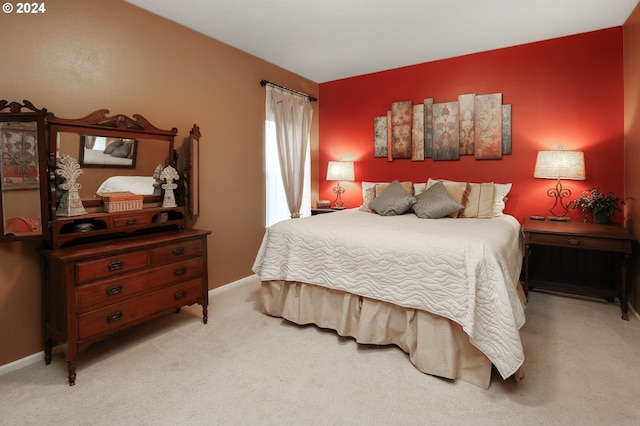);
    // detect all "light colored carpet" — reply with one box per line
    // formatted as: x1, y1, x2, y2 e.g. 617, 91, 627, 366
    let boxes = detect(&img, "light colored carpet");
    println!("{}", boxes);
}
1, 276, 639, 425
